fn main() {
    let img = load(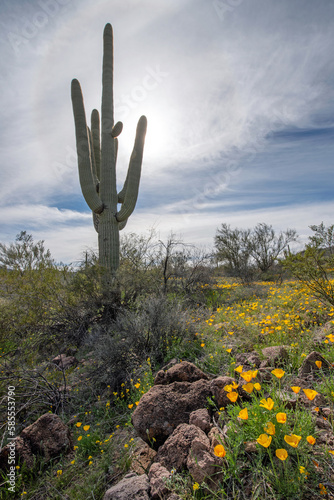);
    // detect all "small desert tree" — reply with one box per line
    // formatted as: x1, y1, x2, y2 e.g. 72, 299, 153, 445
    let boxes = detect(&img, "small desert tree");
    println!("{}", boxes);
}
249, 223, 298, 272
283, 222, 334, 306
214, 223, 253, 280
215, 222, 298, 281
0, 232, 66, 340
